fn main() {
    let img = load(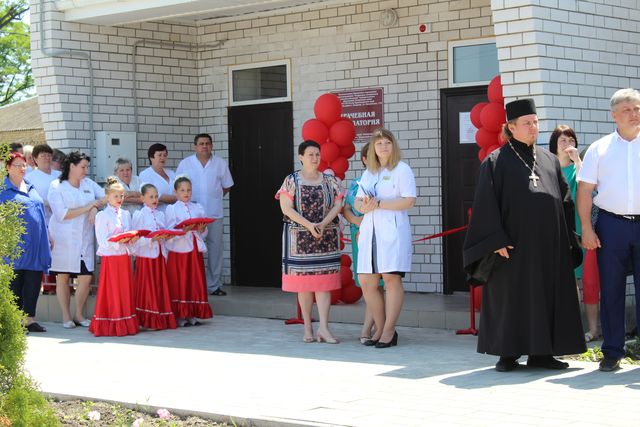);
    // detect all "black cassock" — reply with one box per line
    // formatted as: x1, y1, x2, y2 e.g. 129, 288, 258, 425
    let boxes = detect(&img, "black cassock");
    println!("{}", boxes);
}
463, 139, 586, 357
